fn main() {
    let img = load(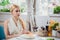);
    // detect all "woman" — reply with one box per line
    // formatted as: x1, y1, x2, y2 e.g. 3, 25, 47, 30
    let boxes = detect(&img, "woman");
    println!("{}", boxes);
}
4, 4, 31, 39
